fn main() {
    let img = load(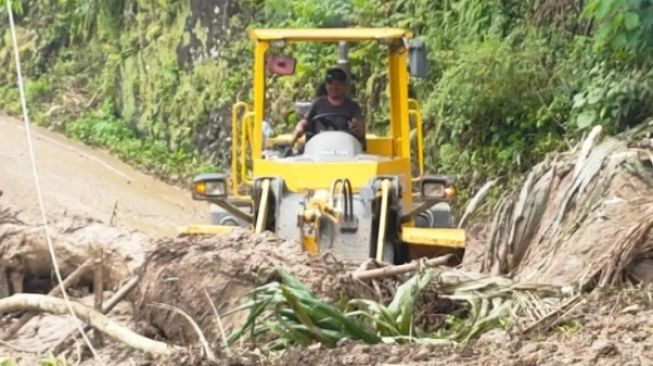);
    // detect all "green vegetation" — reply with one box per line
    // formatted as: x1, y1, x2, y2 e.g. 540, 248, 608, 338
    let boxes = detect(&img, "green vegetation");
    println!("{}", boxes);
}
0, 357, 69, 366
66, 100, 217, 179
227, 268, 558, 350
0, 359, 15, 366
556, 319, 583, 335
1, 0, 652, 201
